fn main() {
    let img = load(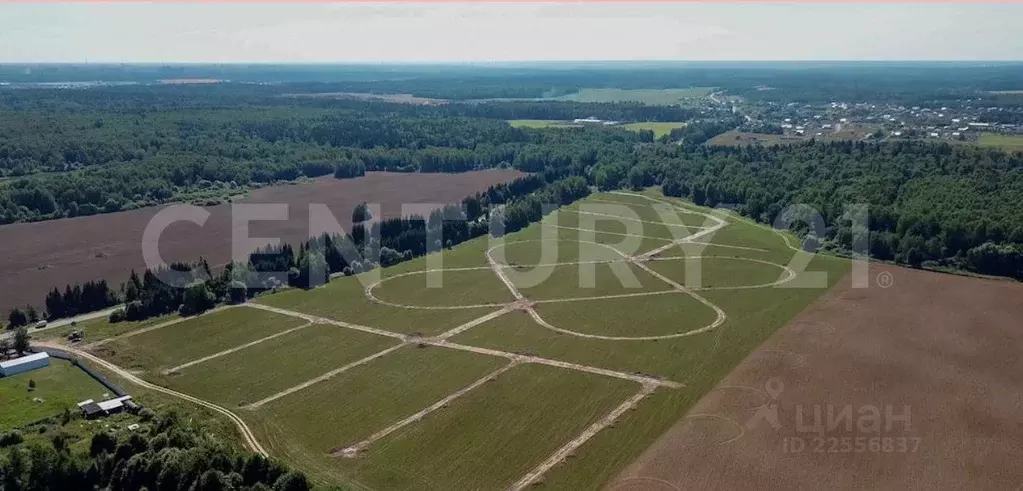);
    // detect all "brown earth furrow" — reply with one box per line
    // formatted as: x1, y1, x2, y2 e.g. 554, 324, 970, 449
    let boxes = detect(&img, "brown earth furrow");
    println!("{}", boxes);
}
609, 265, 1023, 491
0, 170, 524, 313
